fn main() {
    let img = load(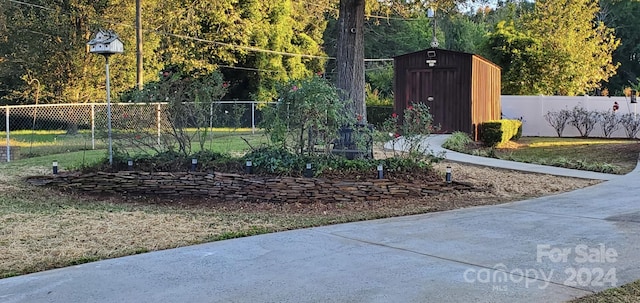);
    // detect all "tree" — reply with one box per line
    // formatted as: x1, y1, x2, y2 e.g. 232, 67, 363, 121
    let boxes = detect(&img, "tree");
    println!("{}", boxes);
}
598, 0, 640, 95
151, 0, 327, 102
485, 20, 544, 95
335, 0, 476, 123
440, 13, 487, 53
363, 17, 439, 59
0, 0, 163, 104
0, 0, 108, 104
485, 0, 619, 95
262, 75, 350, 154
336, 0, 366, 122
